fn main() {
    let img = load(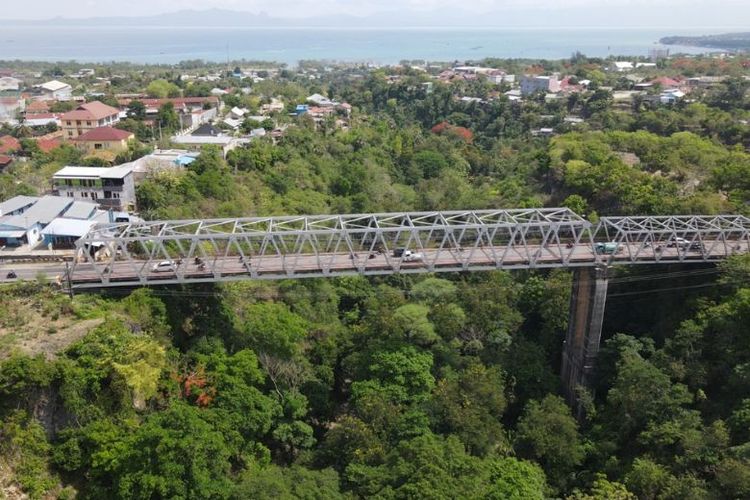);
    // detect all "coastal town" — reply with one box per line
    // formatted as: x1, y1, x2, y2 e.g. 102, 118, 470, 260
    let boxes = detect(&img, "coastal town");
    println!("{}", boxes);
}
2, 1, 750, 495
1, 51, 748, 255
